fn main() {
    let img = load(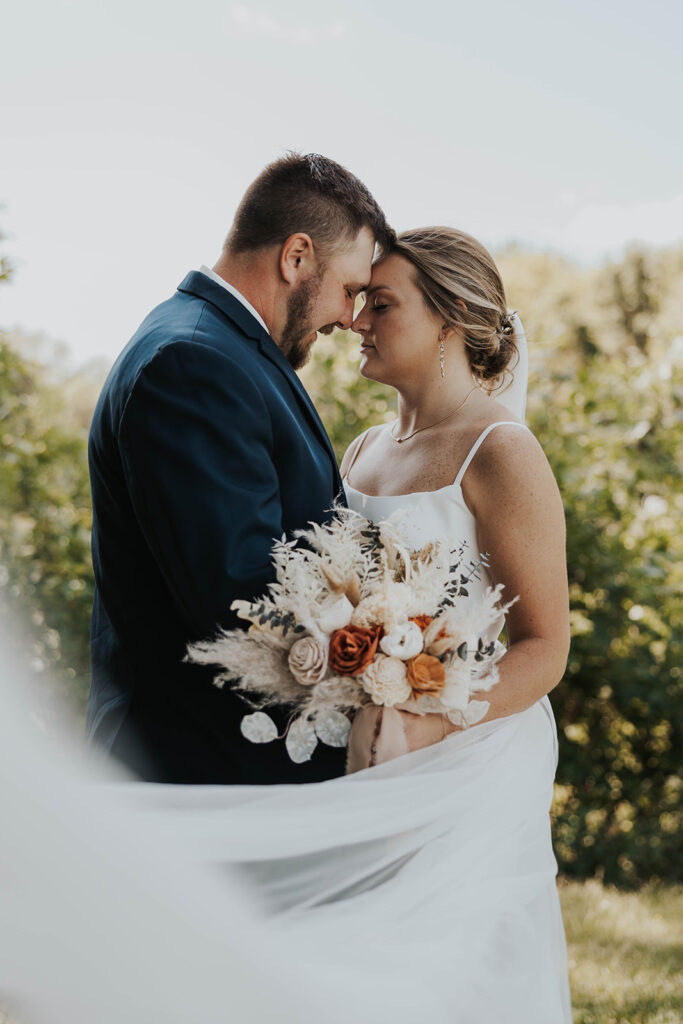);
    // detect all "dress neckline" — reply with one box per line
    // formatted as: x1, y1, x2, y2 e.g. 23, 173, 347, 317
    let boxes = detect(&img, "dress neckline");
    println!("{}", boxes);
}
343, 479, 460, 501
343, 420, 529, 501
